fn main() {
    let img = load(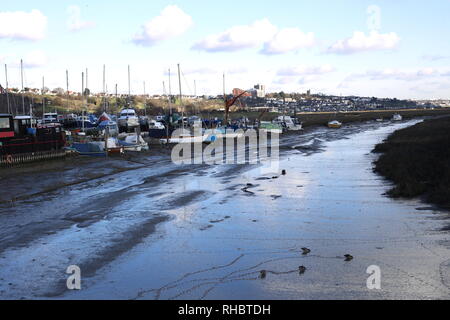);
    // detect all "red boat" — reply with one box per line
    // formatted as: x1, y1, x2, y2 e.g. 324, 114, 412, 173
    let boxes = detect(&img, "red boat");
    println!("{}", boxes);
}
0, 114, 66, 165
